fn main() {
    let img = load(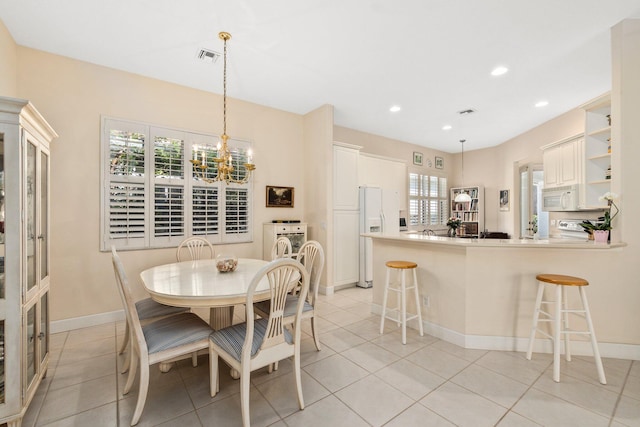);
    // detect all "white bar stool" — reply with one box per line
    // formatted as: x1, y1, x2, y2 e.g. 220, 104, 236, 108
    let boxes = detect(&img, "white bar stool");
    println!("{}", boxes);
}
379, 260, 424, 344
526, 273, 606, 384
